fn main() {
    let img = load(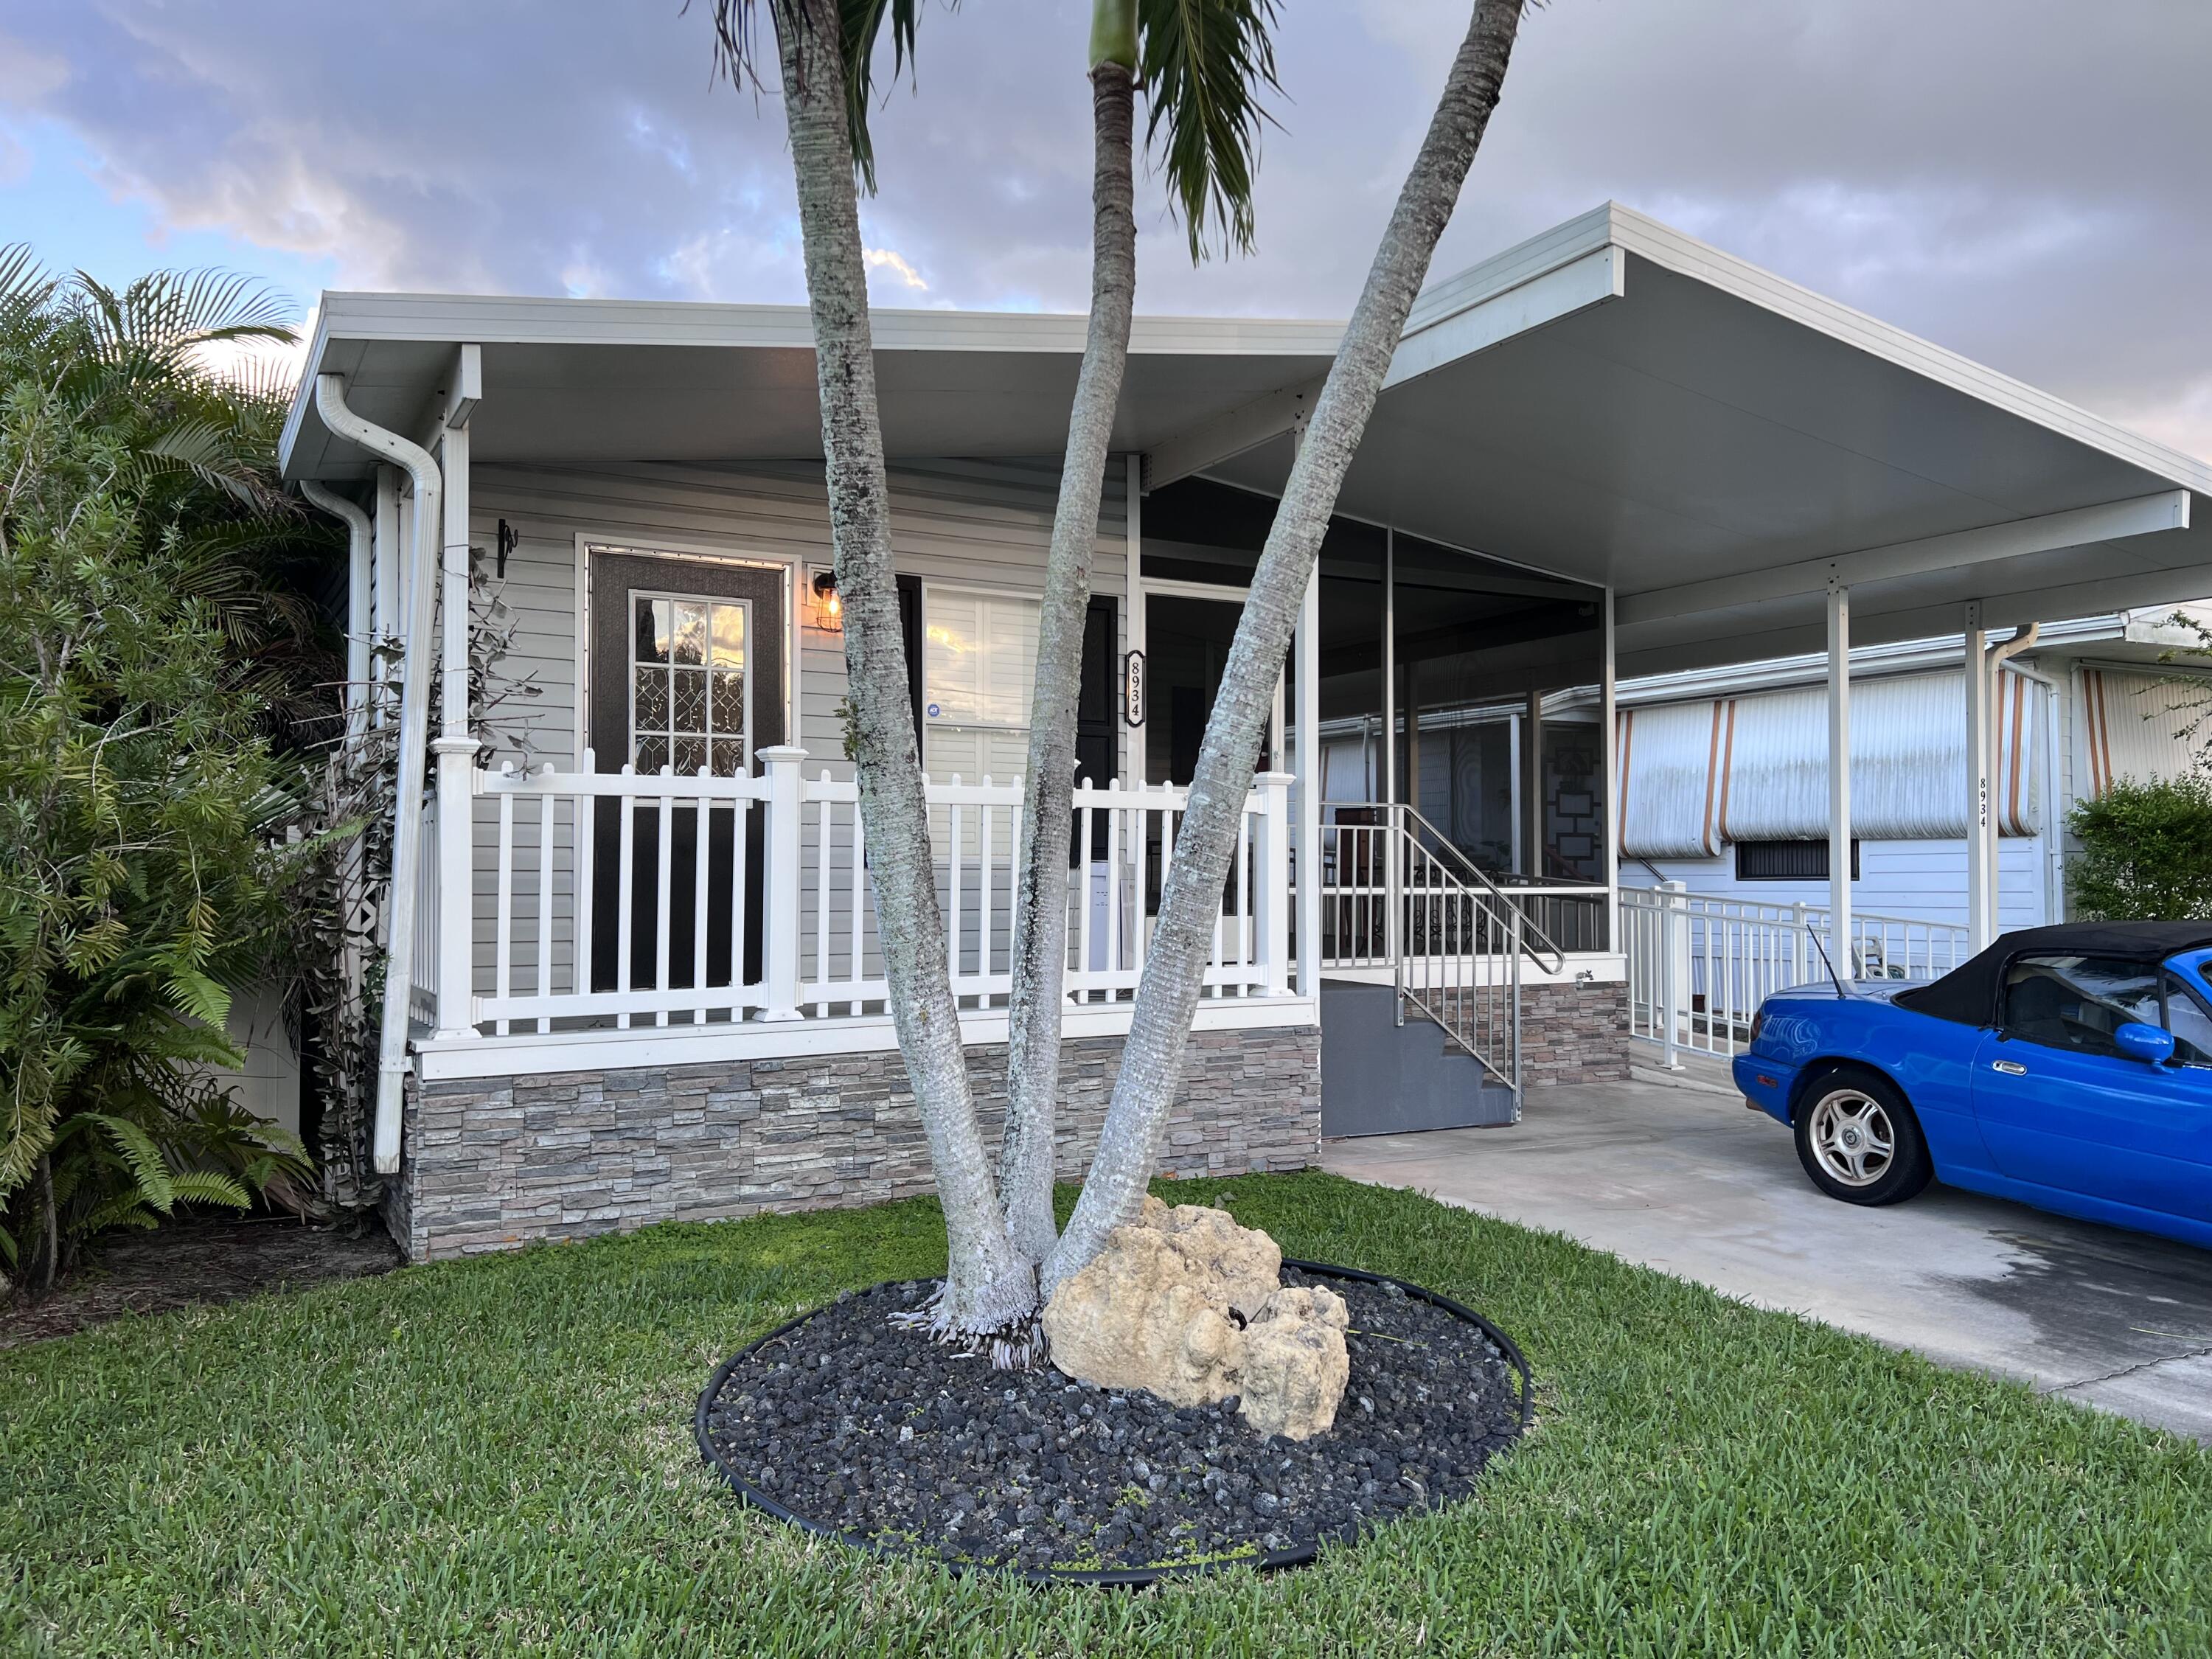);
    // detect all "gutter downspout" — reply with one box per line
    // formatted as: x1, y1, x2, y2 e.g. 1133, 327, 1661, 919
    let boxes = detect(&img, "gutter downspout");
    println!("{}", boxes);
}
299, 481, 373, 744
314, 374, 441, 1175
